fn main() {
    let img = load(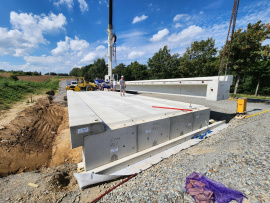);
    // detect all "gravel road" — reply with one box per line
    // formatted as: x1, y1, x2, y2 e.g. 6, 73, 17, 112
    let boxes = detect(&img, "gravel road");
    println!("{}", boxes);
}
53, 80, 71, 105
99, 110, 270, 203
0, 86, 269, 202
